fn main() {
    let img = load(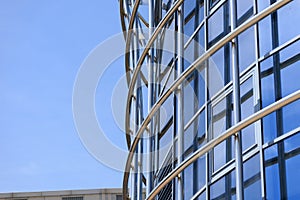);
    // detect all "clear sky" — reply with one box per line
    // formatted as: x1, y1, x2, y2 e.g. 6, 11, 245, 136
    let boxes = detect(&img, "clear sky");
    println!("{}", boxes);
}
0, 0, 127, 192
